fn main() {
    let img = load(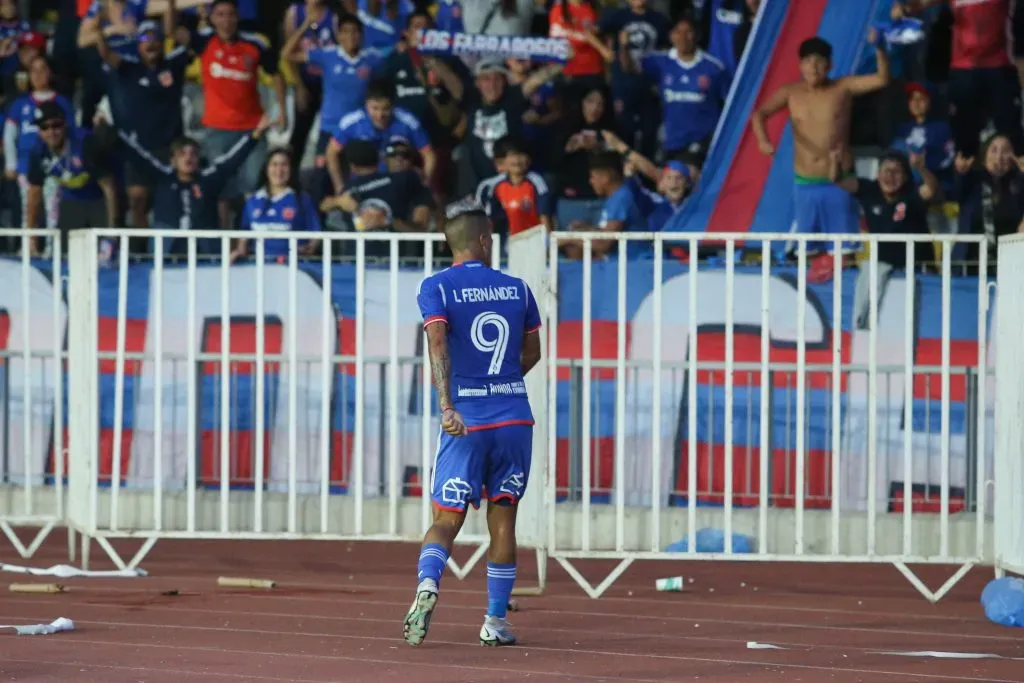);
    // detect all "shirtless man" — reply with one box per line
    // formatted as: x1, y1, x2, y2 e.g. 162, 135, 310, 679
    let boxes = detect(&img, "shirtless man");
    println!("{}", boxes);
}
752, 34, 890, 258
